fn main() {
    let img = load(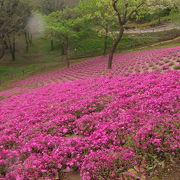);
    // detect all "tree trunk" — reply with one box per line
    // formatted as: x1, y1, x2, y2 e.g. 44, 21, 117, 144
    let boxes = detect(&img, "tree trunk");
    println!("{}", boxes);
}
0, 35, 5, 59
65, 37, 70, 68
103, 26, 108, 56
7, 34, 16, 61
158, 8, 161, 25
61, 42, 66, 56
25, 32, 32, 52
12, 33, 16, 61
51, 39, 54, 51
158, 15, 161, 25
29, 33, 32, 46
0, 42, 5, 60
3, 39, 8, 50
24, 32, 29, 53
108, 26, 124, 69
